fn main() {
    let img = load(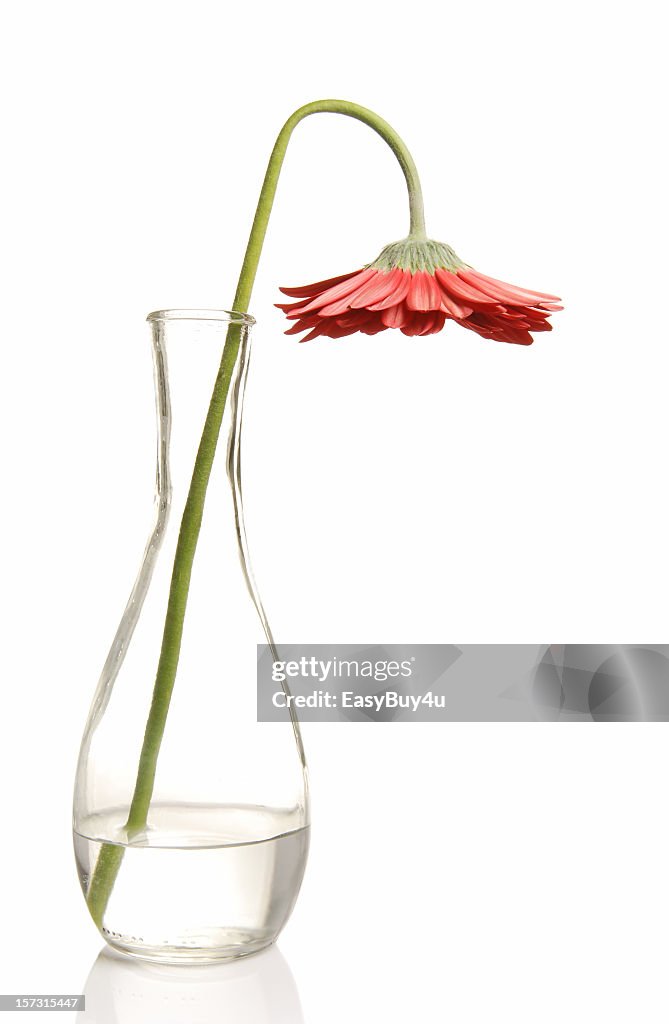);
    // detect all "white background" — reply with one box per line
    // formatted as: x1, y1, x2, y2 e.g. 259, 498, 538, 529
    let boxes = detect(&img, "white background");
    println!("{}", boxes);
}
1, 1, 668, 1021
